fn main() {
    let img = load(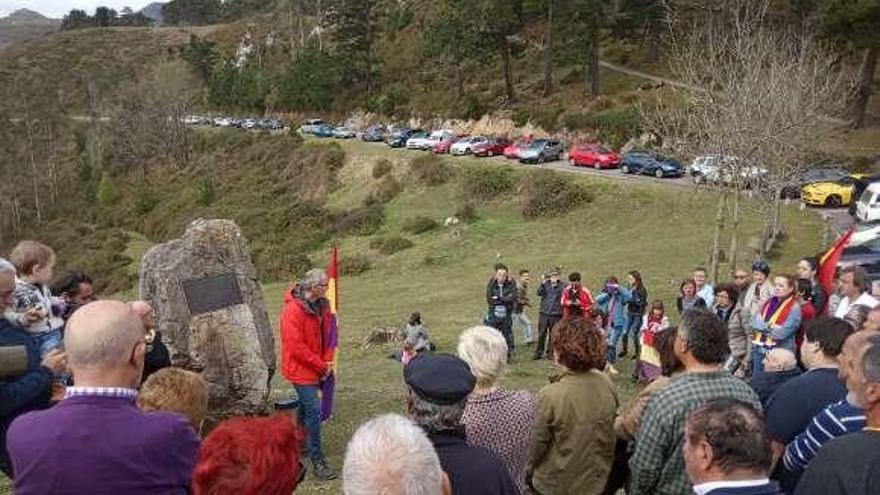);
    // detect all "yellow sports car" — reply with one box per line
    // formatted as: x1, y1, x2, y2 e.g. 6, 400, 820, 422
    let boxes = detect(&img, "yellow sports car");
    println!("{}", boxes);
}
801, 174, 864, 207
